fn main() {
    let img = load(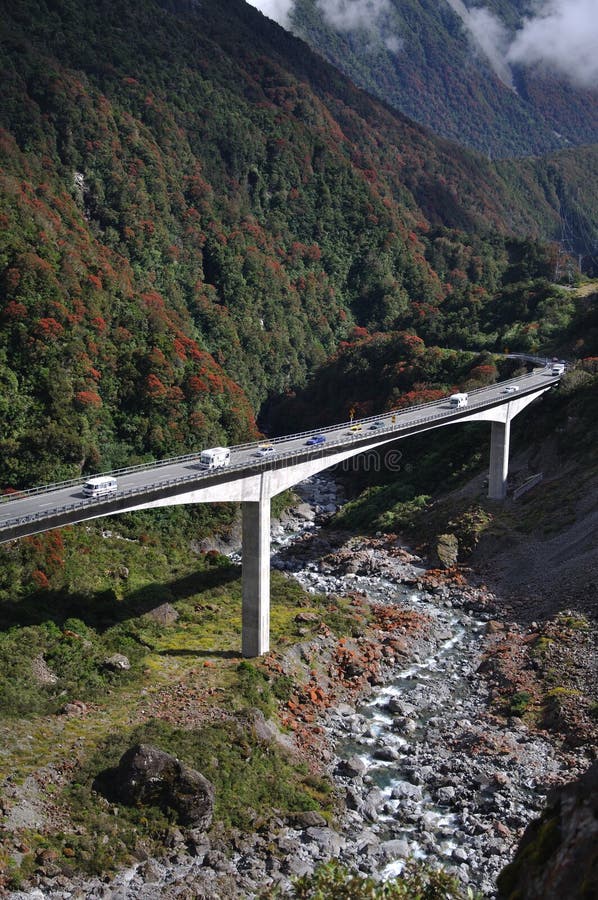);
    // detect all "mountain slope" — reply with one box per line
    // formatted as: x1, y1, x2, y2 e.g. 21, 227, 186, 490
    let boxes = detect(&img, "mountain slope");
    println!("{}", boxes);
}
0, 0, 592, 487
289, 0, 598, 159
